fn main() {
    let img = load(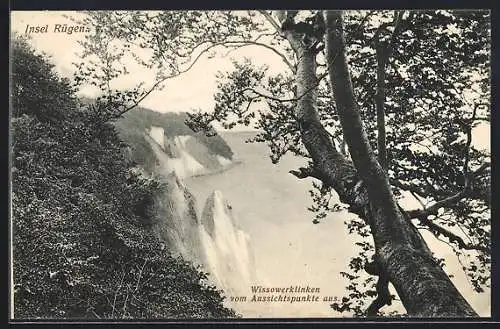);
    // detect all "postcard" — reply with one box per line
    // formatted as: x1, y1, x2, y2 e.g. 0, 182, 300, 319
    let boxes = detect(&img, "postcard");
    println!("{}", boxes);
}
9, 9, 491, 320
